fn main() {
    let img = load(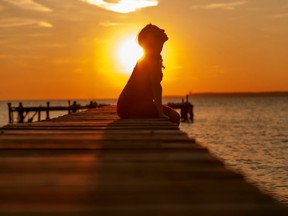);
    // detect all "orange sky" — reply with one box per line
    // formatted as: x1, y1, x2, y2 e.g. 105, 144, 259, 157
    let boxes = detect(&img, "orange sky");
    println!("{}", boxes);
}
1, 0, 288, 100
